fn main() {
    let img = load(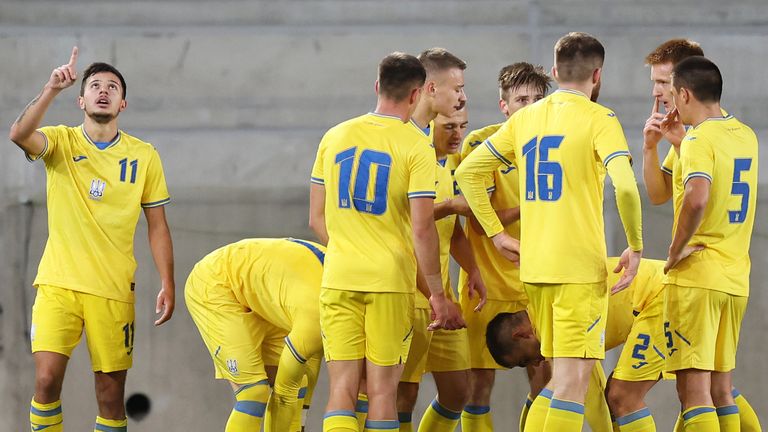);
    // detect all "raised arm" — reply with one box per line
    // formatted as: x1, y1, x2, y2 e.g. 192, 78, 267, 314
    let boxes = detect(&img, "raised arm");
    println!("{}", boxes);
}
144, 205, 175, 325
9, 47, 79, 157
